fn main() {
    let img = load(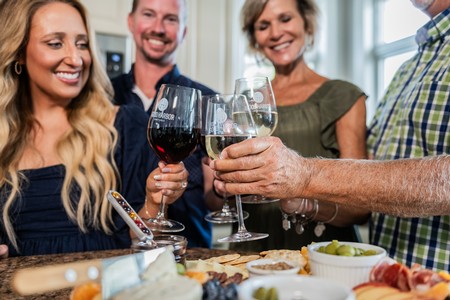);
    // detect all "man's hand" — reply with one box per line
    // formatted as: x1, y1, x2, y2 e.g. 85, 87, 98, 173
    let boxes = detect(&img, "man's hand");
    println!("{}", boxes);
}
210, 137, 312, 199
